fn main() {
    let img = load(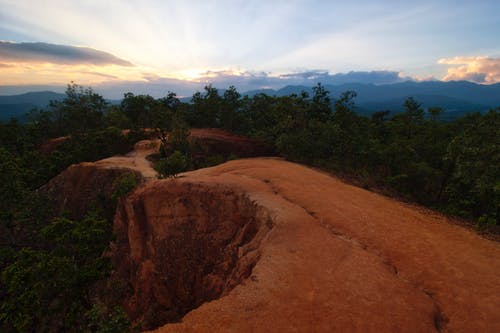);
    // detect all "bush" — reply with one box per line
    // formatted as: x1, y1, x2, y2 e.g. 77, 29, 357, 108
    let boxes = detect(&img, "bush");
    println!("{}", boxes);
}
155, 150, 187, 178
111, 172, 139, 203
